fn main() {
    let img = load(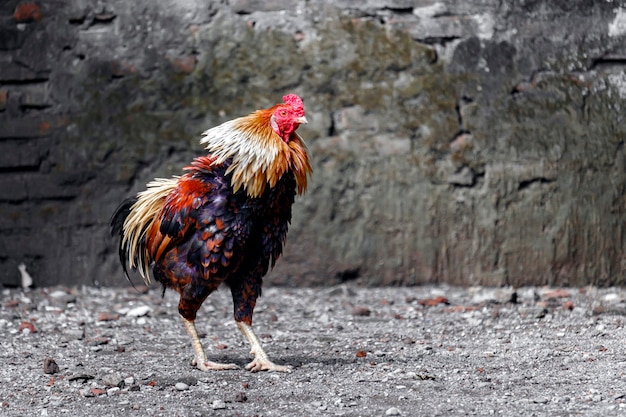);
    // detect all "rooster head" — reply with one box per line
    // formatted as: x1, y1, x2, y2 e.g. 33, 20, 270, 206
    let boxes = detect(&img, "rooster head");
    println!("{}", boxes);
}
270, 94, 308, 143
200, 94, 312, 197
